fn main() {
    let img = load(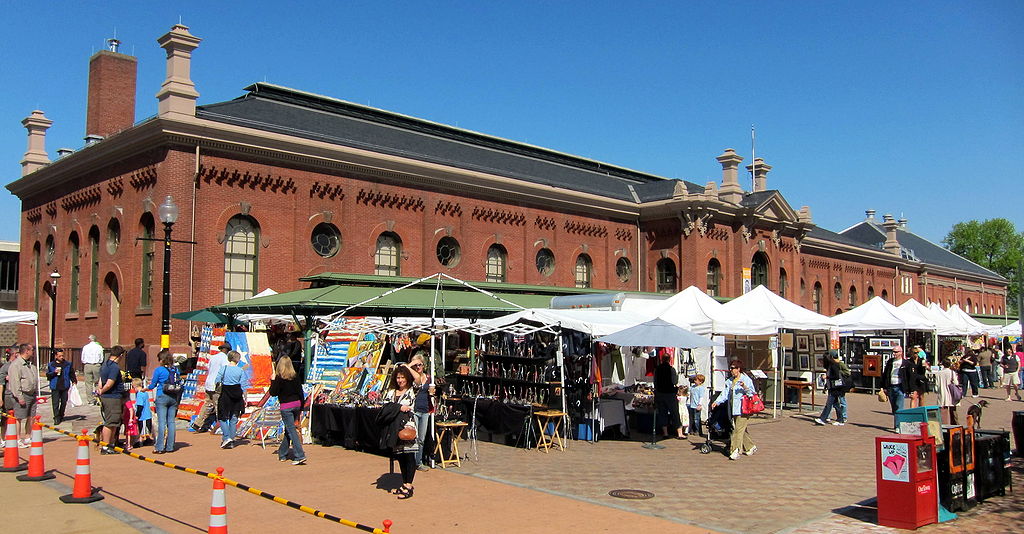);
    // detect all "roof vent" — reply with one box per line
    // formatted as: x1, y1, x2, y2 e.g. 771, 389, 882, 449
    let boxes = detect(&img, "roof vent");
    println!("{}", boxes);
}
107, 38, 121, 53
865, 209, 876, 221
56, 148, 75, 158
84, 134, 104, 146
898, 217, 908, 229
